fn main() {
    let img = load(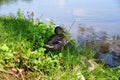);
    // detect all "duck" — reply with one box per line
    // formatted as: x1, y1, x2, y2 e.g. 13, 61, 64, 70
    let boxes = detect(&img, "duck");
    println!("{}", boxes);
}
45, 26, 67, 50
